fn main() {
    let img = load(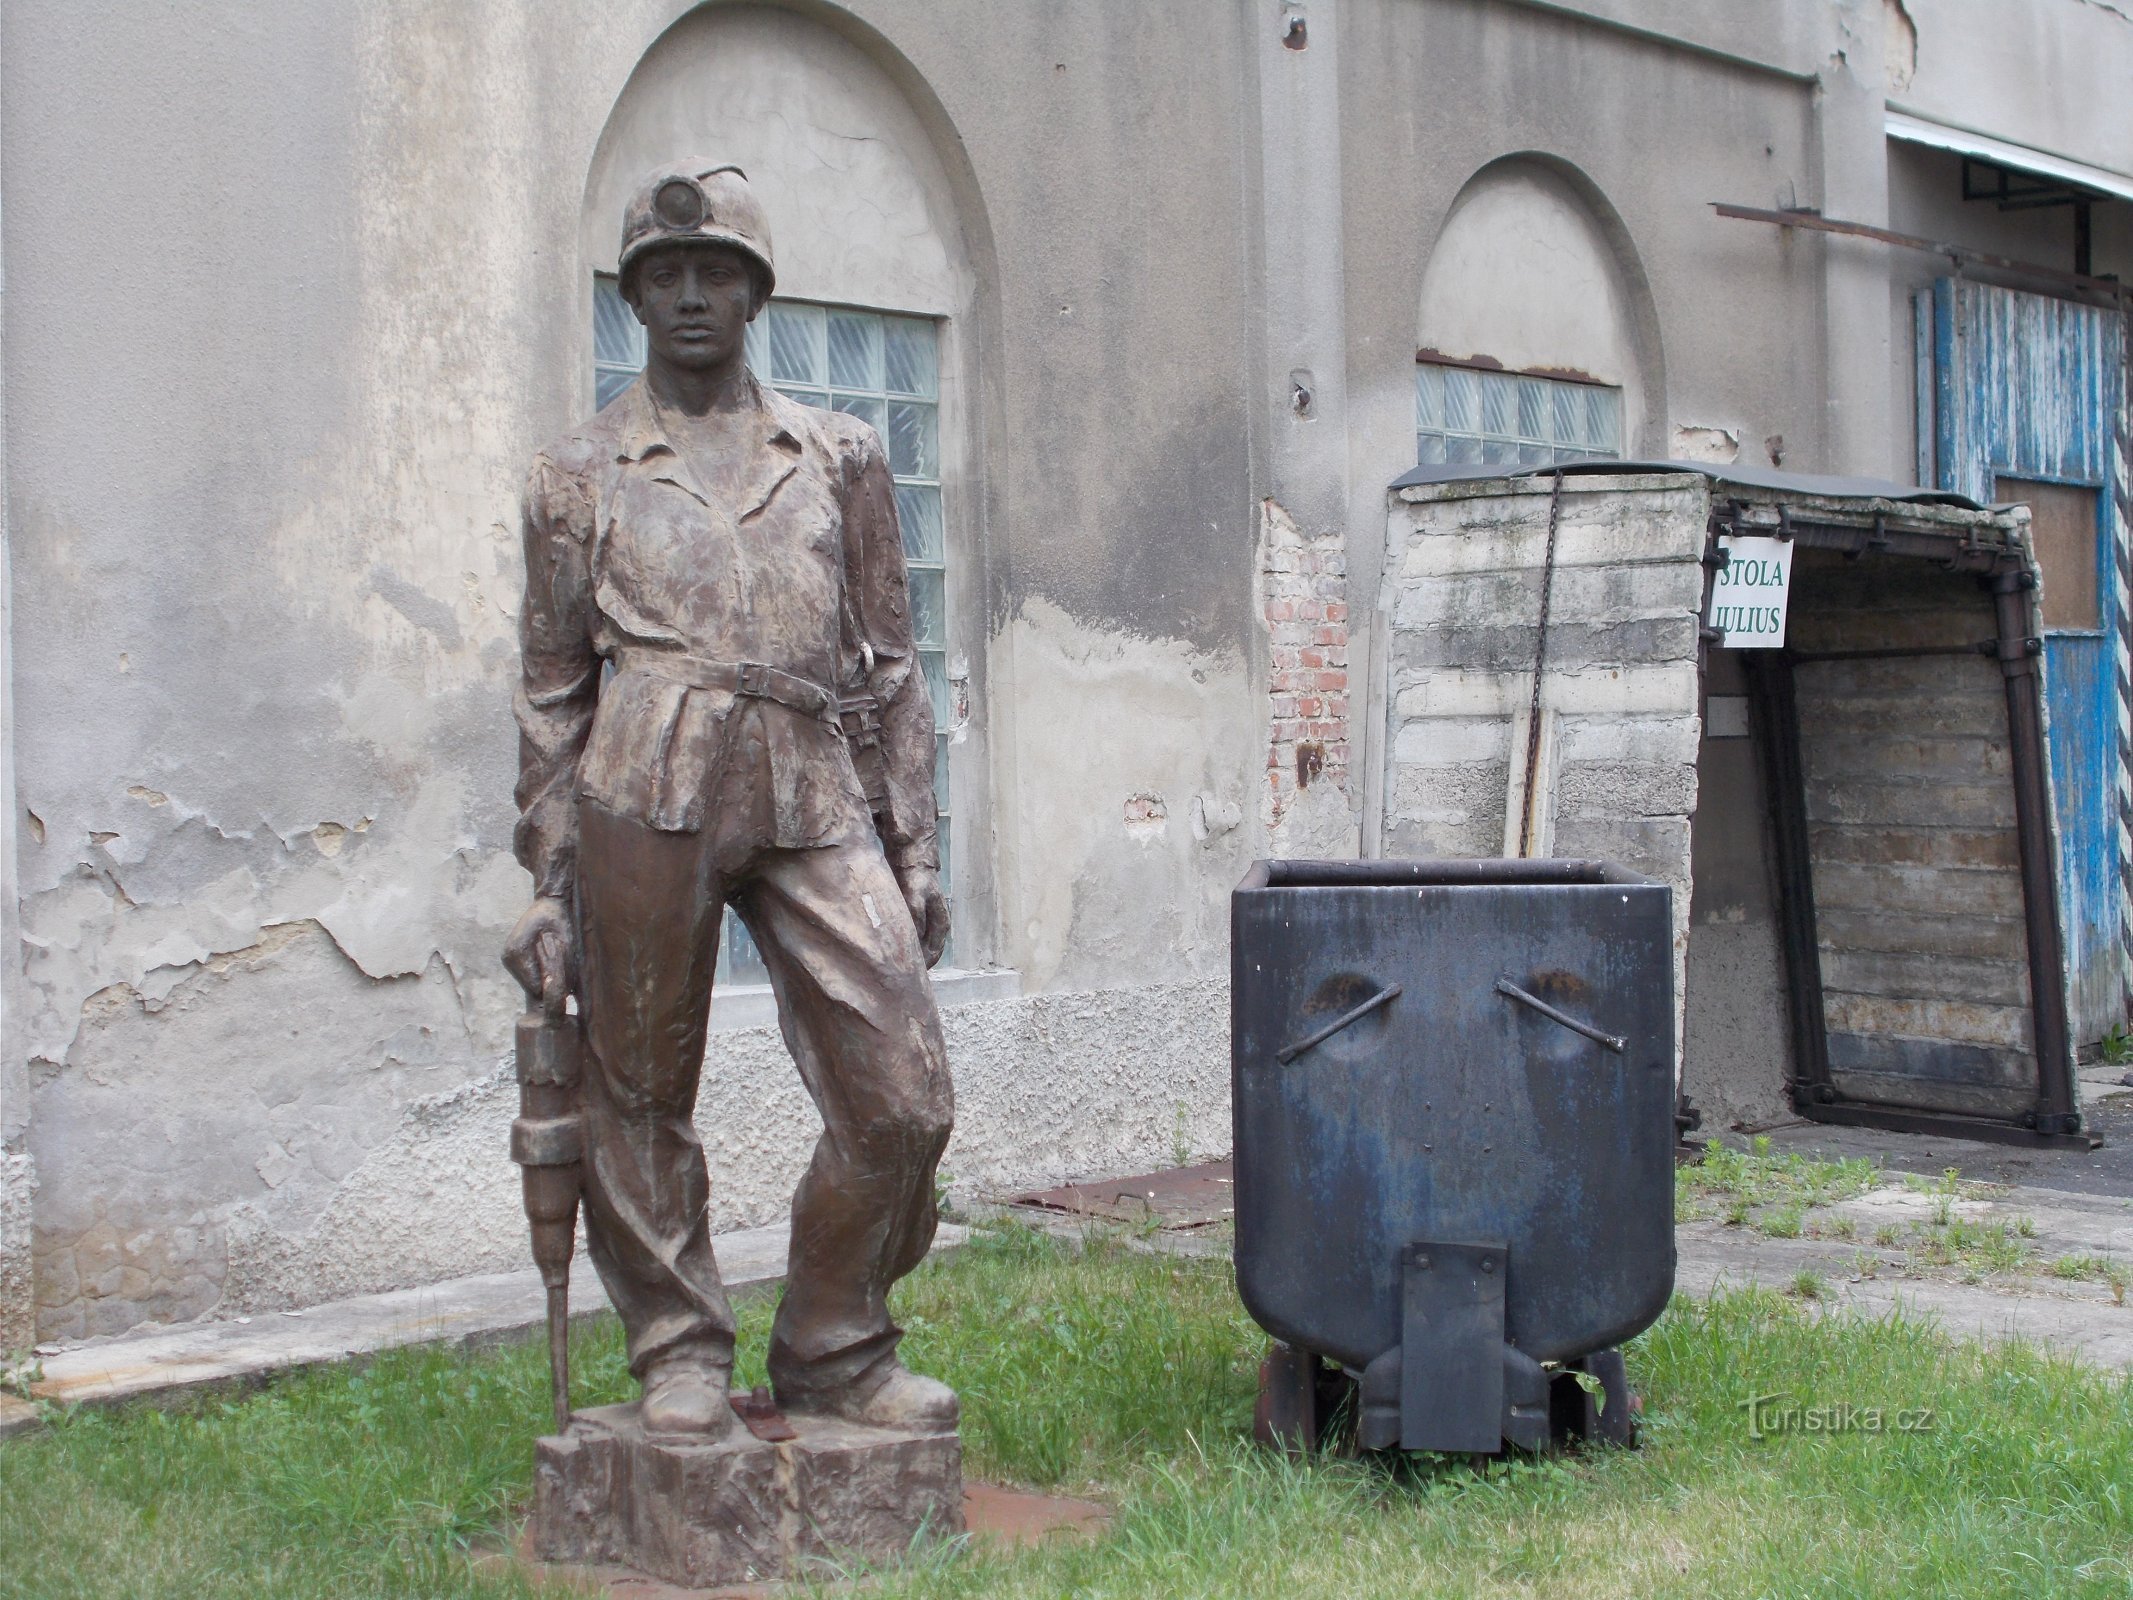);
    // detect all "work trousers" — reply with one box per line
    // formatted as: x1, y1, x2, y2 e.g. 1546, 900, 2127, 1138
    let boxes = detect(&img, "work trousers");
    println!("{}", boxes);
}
574, 796, 953, 1397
